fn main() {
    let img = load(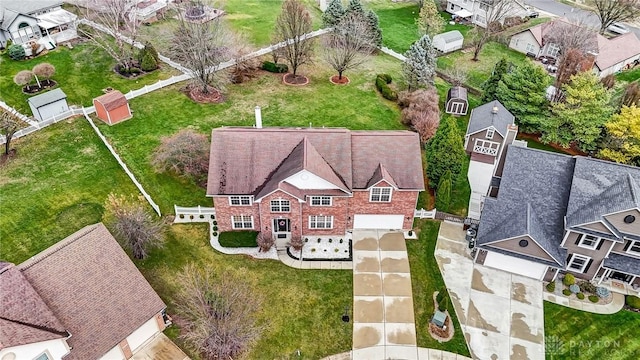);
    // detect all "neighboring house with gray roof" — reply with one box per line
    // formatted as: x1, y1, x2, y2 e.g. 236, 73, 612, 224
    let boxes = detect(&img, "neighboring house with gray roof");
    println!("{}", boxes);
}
464, 100, 519, 219
206, 127, 425, 248
0, 0, 78, 50
474, 146, 640, 295
28, 88, 69, 121
0, 223, 171, 360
